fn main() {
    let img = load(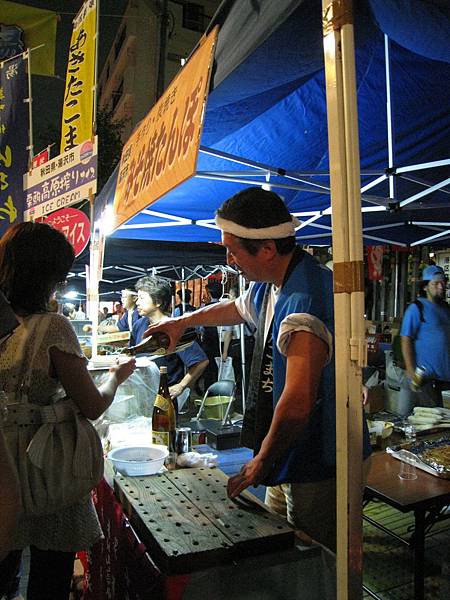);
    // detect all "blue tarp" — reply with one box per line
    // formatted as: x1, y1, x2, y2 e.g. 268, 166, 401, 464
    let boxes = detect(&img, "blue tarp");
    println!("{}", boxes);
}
100, 0, 450, 247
